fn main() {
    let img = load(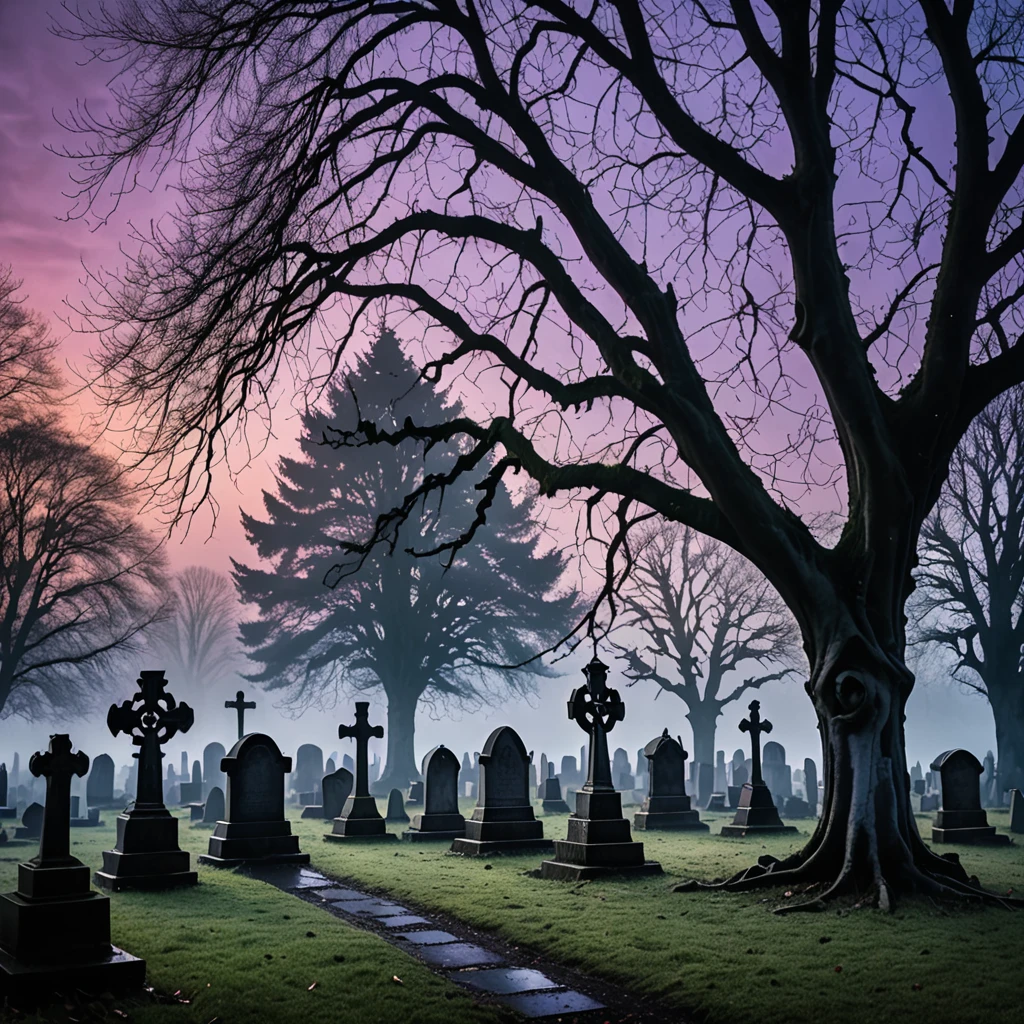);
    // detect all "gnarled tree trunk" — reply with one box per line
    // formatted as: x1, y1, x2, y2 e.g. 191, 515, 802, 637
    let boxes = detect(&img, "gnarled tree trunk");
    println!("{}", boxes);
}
990, 683, 1024, 800
686, 703, 721, 772
373, 686, 422, 795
